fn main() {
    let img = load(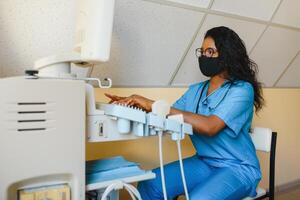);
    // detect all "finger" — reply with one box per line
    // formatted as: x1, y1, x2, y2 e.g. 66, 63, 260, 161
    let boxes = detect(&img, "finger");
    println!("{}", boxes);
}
125, 99, 134, 106
128, 101, 135, 106
115, 98, 133, 106
105, 93, 124, 101
105, 93, 114, 99
114, 99, 127, 105
122, 98, 133, 106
